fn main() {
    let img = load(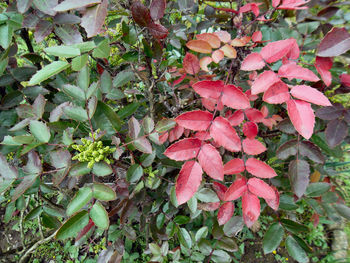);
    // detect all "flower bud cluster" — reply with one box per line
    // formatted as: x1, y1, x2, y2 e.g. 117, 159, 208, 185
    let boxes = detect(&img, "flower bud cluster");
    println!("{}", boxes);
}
71, 131, 116, 168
